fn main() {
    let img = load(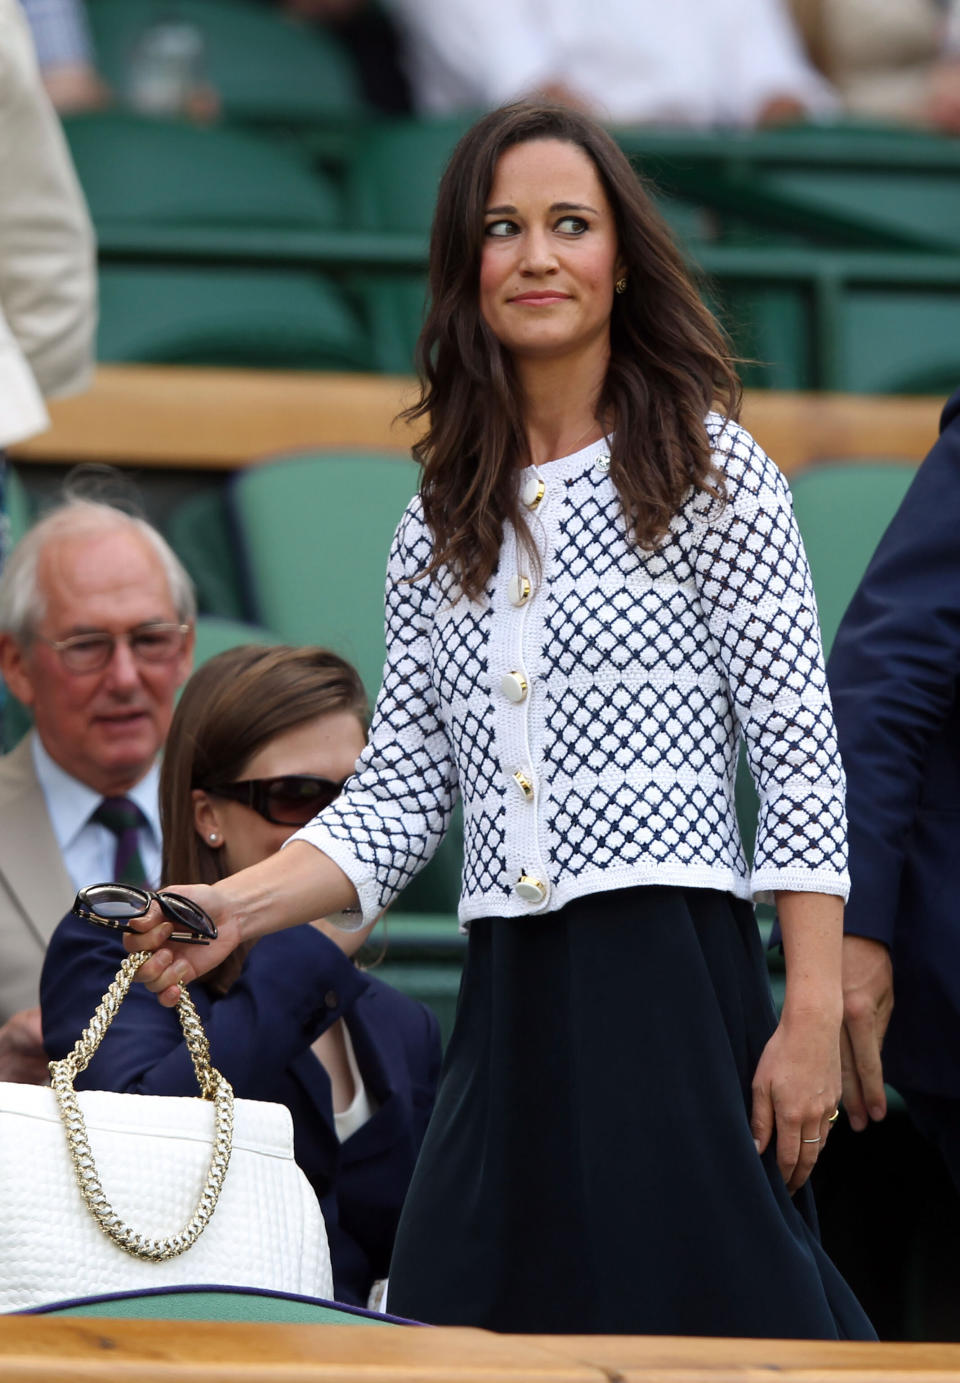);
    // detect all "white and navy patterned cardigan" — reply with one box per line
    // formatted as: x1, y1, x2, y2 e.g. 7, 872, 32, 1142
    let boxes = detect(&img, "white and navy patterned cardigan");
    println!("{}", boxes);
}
293, 417, 849, 927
